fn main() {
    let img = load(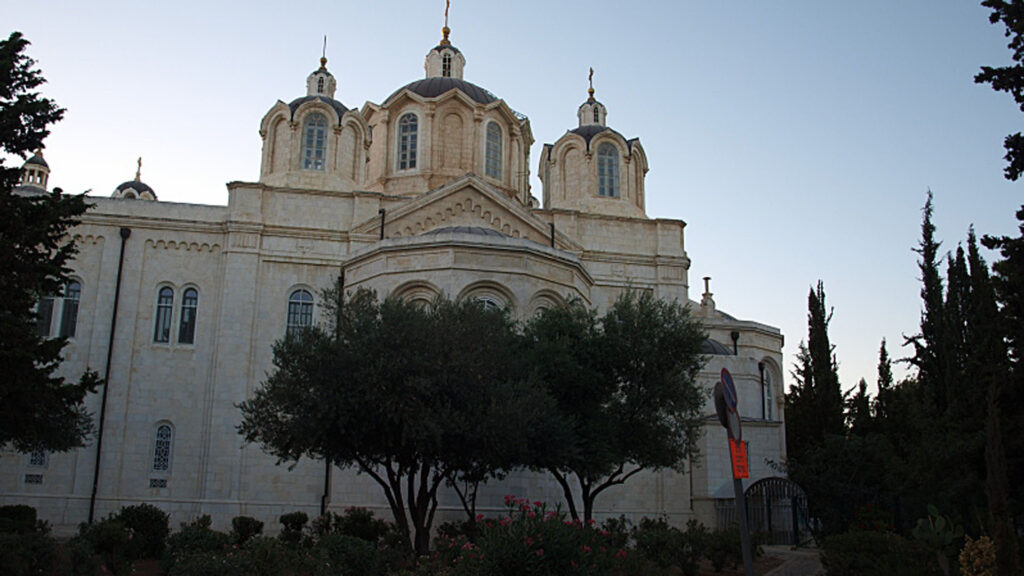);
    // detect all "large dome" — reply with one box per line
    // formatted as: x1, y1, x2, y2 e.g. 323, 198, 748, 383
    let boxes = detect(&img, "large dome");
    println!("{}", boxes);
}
388, 77, 497, 105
